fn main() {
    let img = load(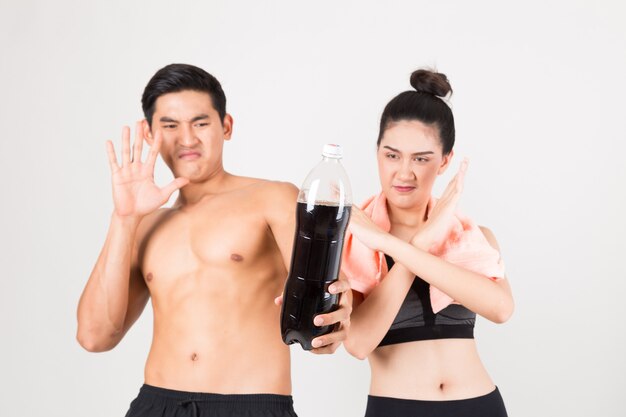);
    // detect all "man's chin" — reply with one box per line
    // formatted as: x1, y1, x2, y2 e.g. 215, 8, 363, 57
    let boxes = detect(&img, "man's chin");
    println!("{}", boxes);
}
172, 163, 202, 177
